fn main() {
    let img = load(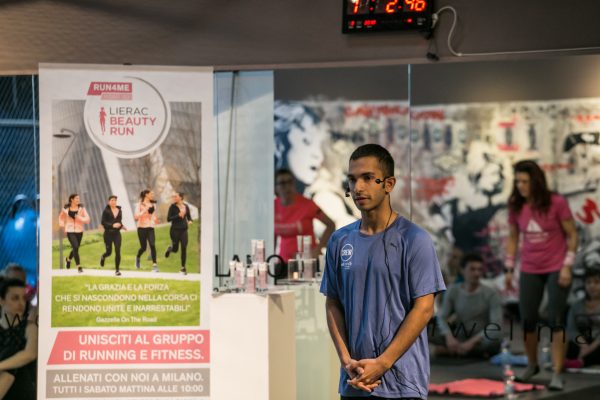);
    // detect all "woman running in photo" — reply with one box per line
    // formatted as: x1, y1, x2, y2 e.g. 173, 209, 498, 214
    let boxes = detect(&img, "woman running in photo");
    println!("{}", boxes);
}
100, 195, 124, 276
58, 193, 90, 273
165, 192, 192, 275
134, 189, 159, 272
